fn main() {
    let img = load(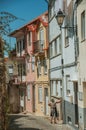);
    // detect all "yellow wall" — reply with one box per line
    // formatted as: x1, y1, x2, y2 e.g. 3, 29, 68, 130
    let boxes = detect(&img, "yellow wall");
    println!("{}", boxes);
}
34, 21, 50, 116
